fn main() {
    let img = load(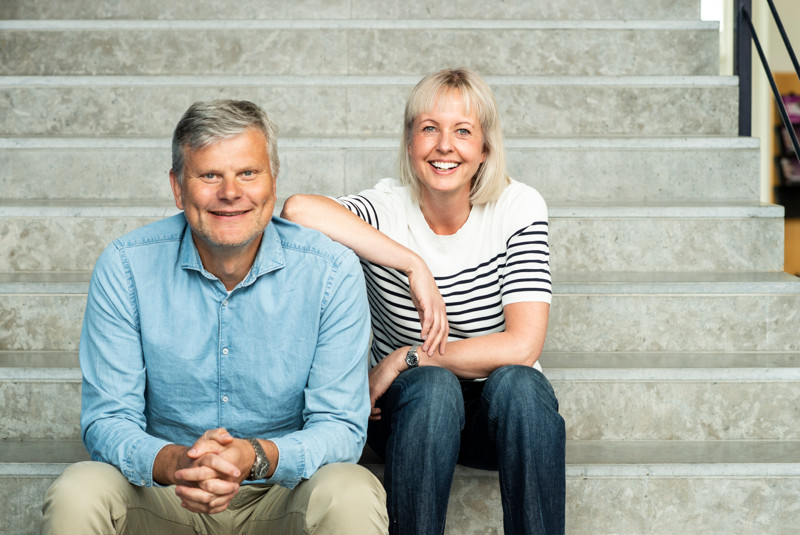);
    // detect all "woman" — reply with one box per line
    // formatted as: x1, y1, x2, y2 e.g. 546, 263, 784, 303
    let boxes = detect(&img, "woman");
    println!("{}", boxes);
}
282, 68, 565, 535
